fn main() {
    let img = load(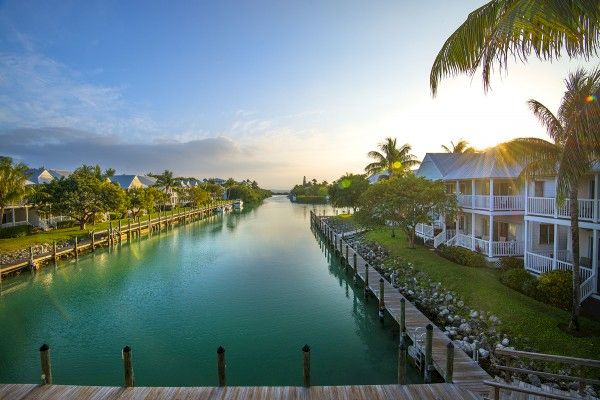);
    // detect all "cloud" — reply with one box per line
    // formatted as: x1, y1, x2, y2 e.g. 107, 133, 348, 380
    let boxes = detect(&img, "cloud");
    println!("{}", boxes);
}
0, 127, 286, 179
